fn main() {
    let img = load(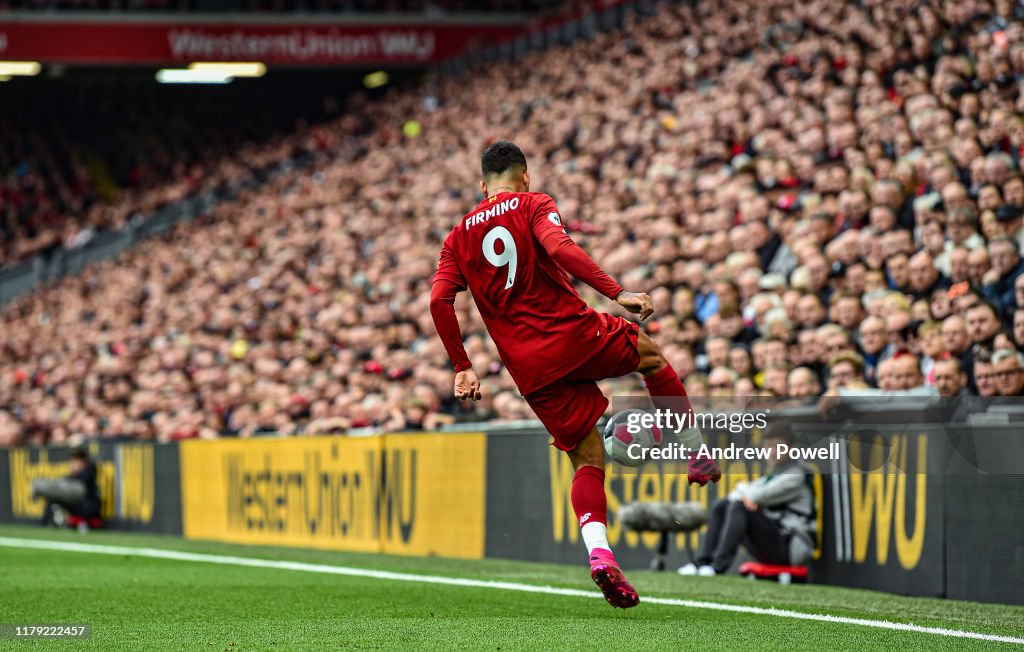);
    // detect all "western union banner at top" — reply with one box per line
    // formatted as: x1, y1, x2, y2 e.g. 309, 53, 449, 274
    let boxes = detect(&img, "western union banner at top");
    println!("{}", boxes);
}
180, 433, 486, 559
